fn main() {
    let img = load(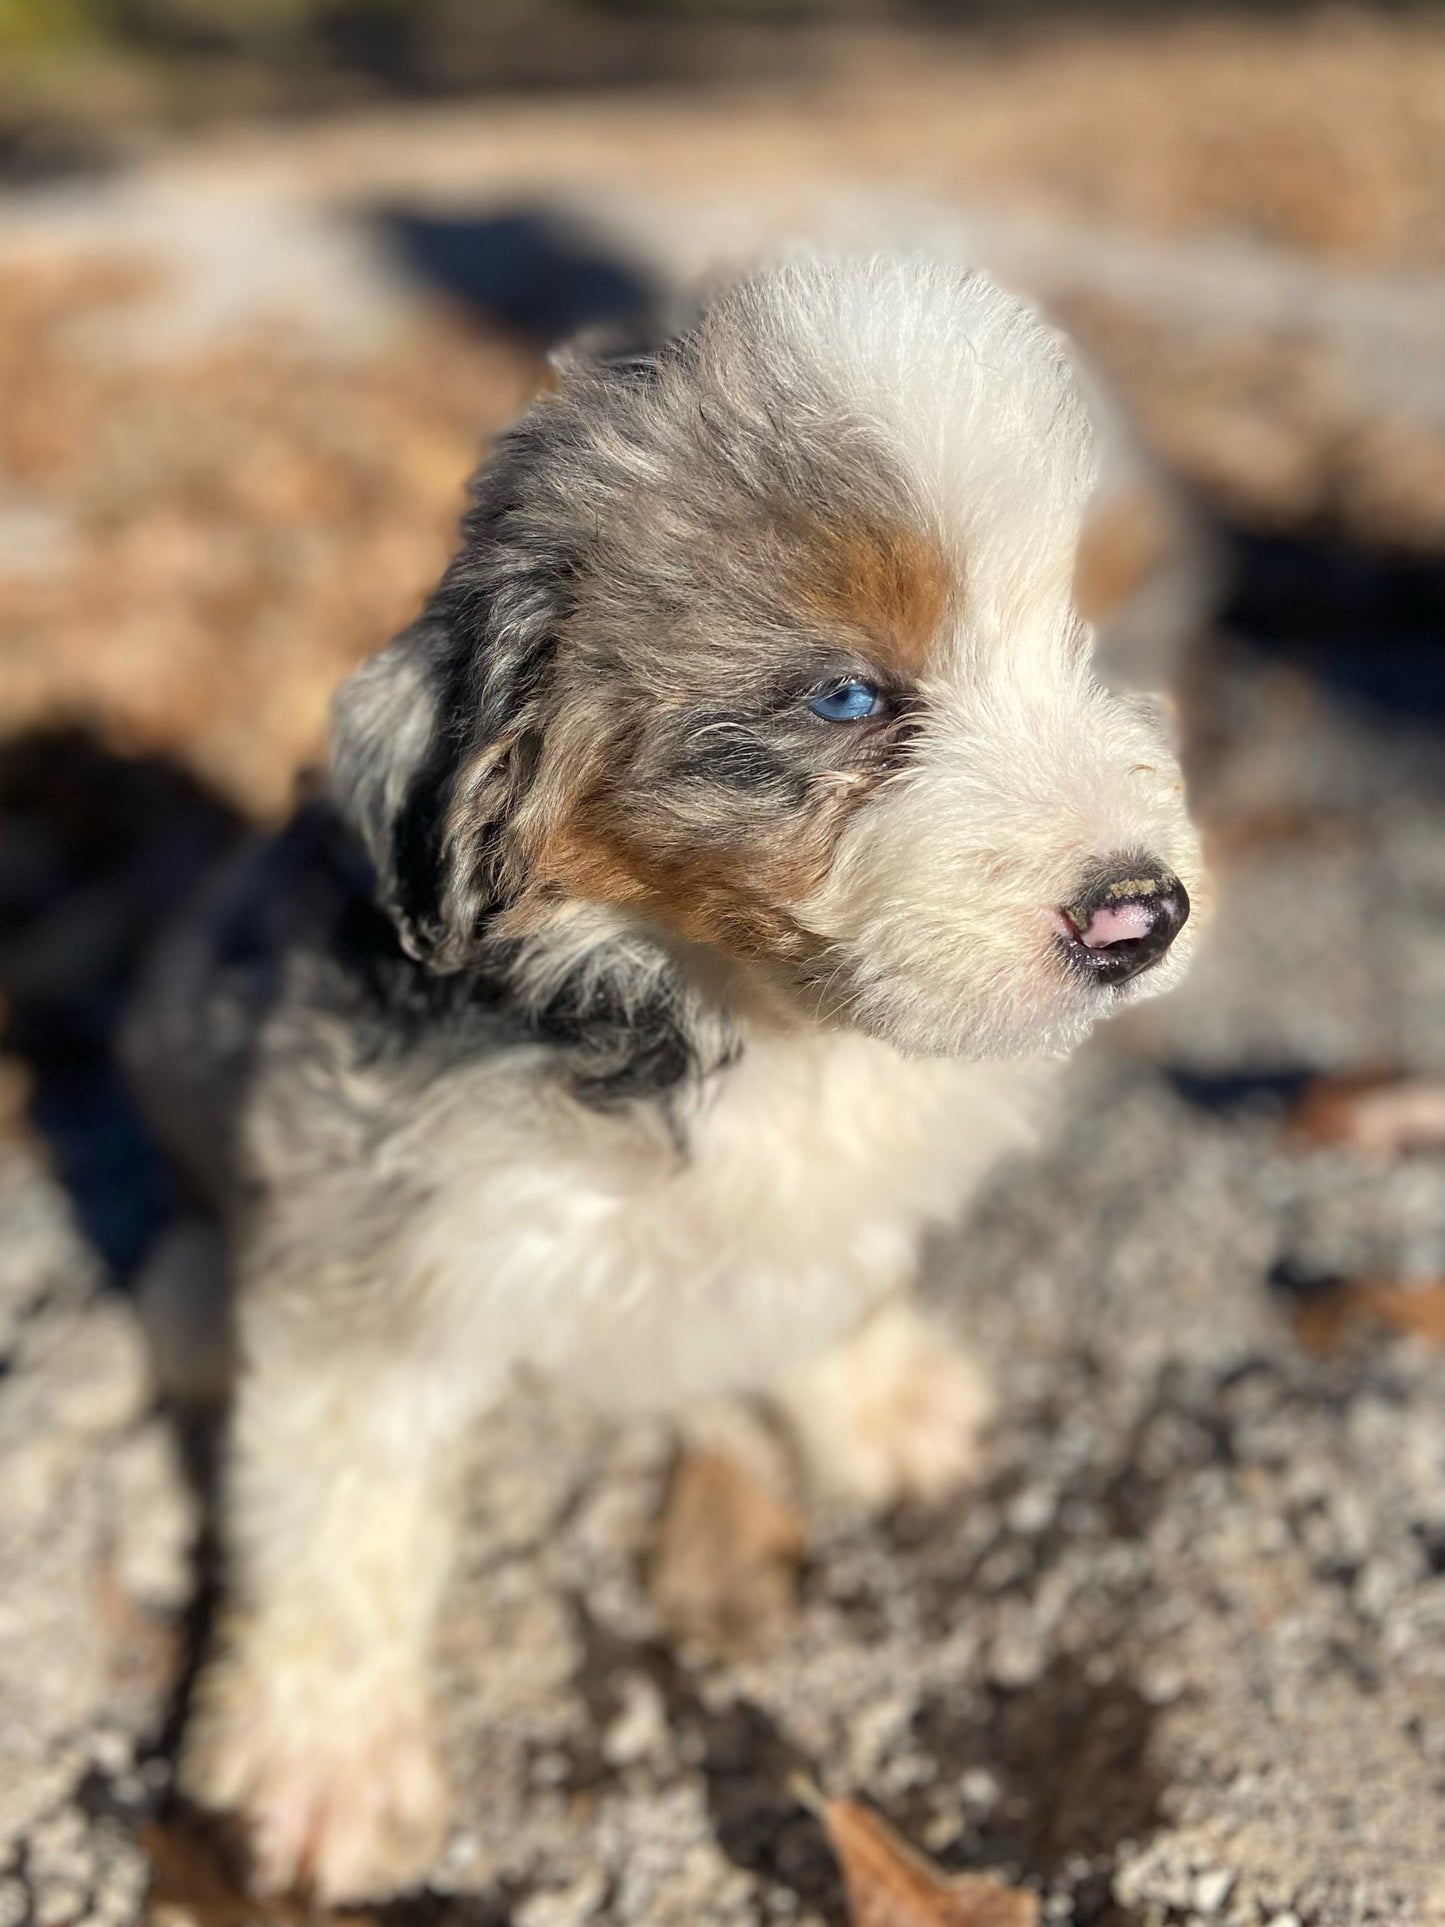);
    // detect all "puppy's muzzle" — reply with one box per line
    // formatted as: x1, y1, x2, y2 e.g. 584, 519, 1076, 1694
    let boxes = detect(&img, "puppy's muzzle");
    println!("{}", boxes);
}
1056, 858, 1190, 986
